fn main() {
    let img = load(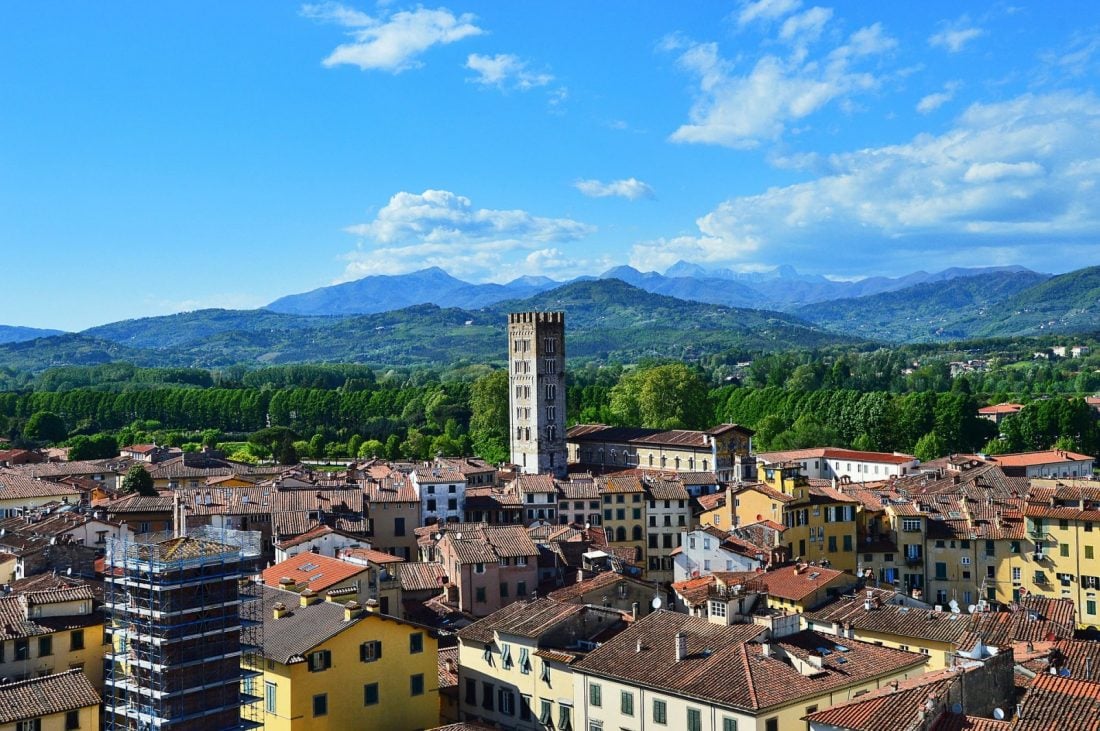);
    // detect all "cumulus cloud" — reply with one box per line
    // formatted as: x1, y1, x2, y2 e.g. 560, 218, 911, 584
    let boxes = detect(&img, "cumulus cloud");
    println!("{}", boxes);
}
633, 92, 1100, 274
465, 53, 554, 90
929, 16, 985, 53
574, 178, 655, 200
302, 3, 483, 72
917, 80, 961, 114
340, 190, 596, 280
667, 13, 896, 148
